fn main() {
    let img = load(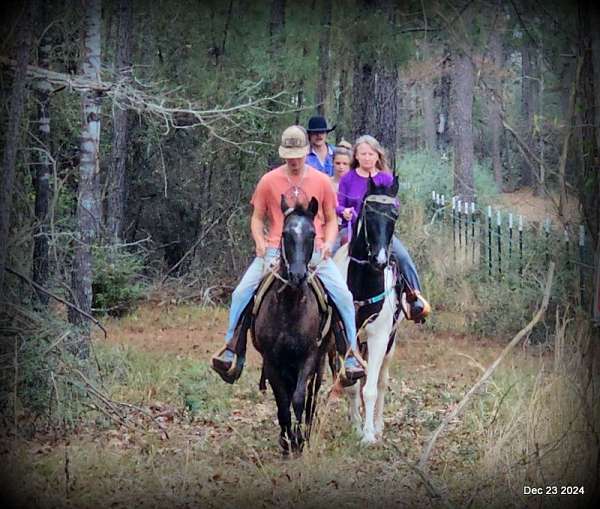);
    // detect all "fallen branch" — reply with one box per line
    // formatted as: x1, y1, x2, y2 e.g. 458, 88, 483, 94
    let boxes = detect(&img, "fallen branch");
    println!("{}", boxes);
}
5, 266, 107, 338
388, 441, 456, 509
71, 366, 170, 439
418, 262, 555, 470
